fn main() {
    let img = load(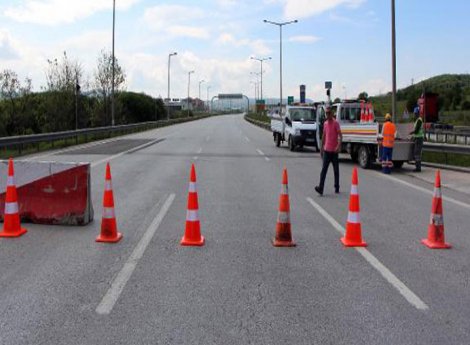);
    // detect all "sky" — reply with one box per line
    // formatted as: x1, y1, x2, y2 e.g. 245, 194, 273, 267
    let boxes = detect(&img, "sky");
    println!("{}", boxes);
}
1, 0, 470, 102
